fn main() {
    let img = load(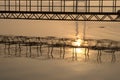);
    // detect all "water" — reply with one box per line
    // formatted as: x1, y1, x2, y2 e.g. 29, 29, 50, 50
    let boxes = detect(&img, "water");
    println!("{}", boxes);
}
1, 20, 120, 80
0, 19, 120, 63
0, 20, 120, 40
0, 42, 119, 63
